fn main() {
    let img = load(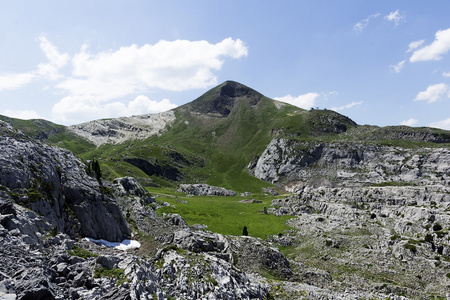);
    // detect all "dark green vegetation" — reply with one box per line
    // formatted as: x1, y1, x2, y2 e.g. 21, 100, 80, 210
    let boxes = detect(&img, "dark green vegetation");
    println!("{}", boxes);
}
151, 187, 292, 239
67, 245, 99, 259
